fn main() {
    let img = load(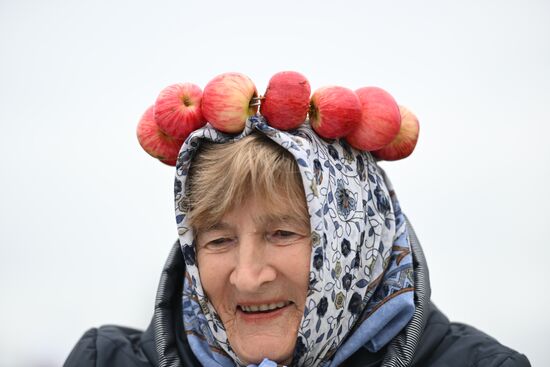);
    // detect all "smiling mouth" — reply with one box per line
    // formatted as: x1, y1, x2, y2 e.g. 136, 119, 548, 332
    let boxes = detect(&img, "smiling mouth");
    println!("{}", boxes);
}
238, 301, 292, 313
